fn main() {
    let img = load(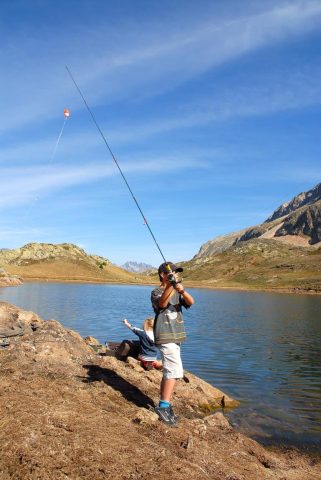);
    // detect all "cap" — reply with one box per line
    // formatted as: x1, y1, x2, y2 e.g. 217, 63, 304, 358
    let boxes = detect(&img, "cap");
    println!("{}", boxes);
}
158, 262, 183, 275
